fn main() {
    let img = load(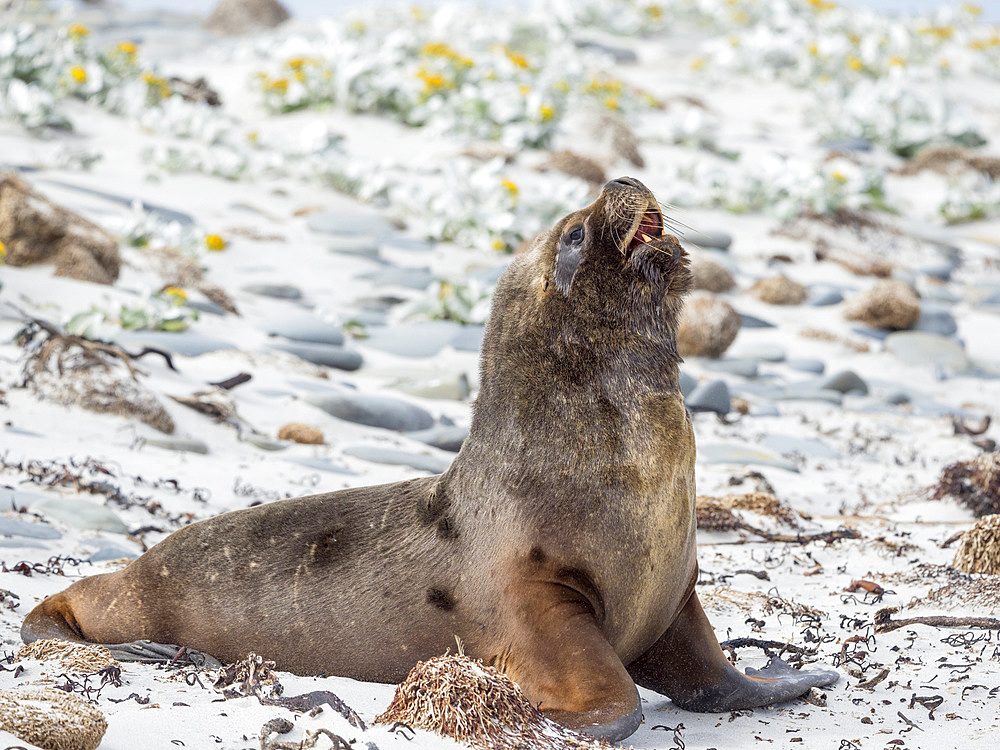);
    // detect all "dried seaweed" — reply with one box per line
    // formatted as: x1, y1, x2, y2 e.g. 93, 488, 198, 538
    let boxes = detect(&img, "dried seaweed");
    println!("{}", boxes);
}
931, 454, 1000, 517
